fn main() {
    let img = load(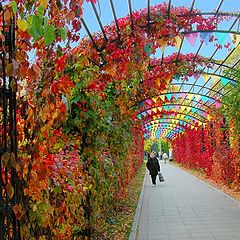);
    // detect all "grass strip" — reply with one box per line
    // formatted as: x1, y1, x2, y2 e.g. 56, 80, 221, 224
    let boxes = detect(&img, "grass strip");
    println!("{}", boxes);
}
95, 162, 146, 240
